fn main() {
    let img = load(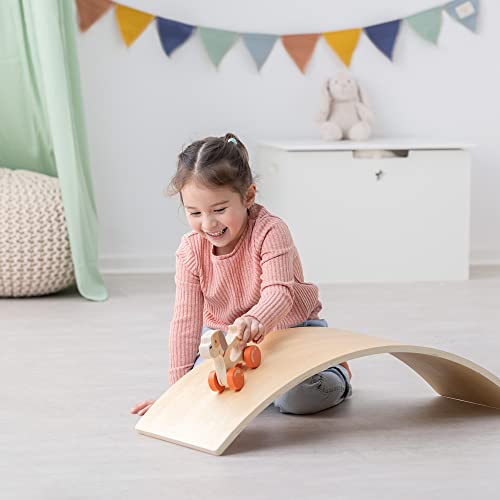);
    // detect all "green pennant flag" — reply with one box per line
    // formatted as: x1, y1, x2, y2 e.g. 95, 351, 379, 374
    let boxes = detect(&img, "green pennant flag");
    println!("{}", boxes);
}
406, 7, 443, 44
199, 27, 239, 67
